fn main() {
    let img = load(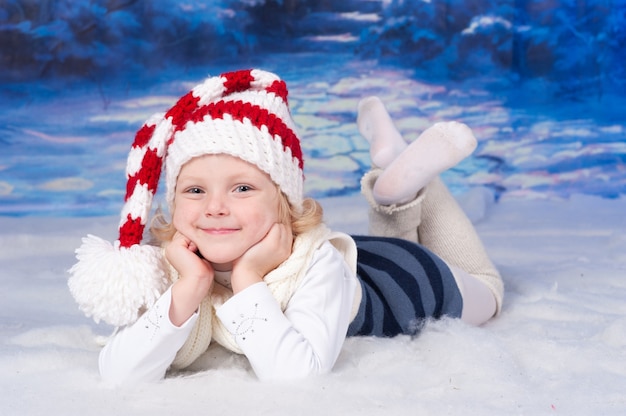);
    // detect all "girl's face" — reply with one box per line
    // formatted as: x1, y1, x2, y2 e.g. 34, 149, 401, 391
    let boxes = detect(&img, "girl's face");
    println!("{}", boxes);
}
172, 154, 281, 271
